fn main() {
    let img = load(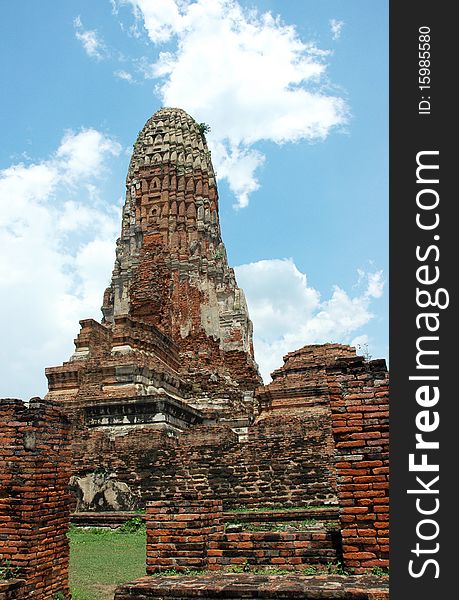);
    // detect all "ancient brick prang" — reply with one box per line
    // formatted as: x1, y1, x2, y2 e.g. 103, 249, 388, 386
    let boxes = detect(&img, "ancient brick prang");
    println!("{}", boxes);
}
0, 399, 71, 599
101, 107, 261, 391
46, 108, 262, 449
